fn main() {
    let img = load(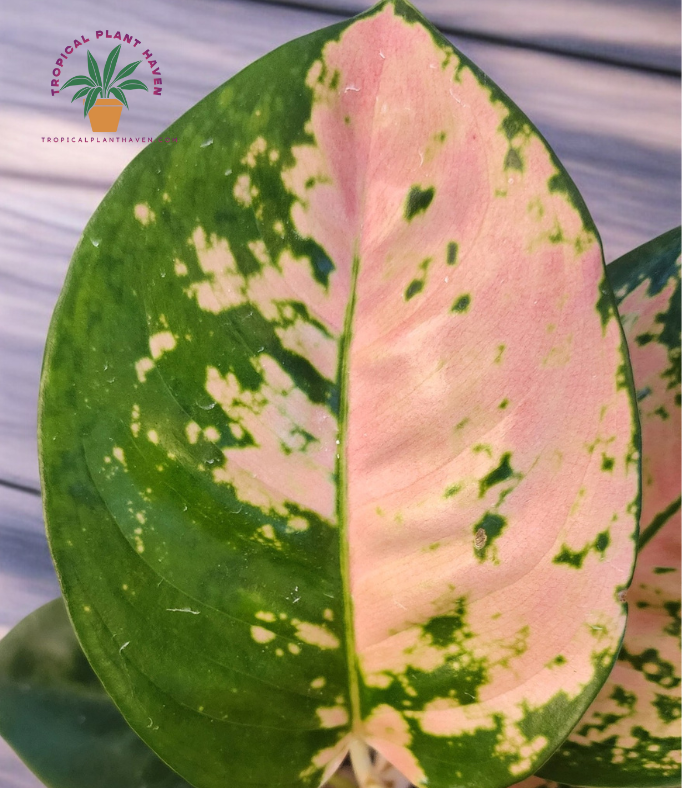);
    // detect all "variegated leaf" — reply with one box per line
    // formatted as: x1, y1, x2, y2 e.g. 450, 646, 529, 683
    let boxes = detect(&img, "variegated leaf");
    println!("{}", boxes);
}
537, 229, 682, 788
37, 2, 638, 787
0, 599, 193, 788
510, 779, 570, 788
